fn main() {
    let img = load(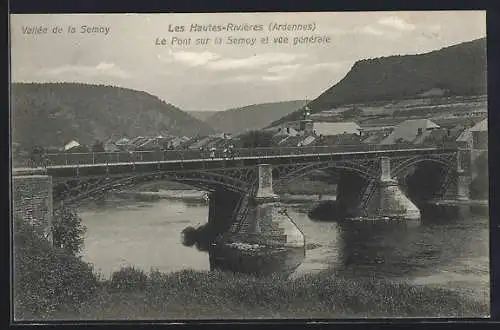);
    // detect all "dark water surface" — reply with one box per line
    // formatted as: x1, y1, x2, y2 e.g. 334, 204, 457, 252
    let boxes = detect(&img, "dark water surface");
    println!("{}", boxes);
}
78, 193, 489, 302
